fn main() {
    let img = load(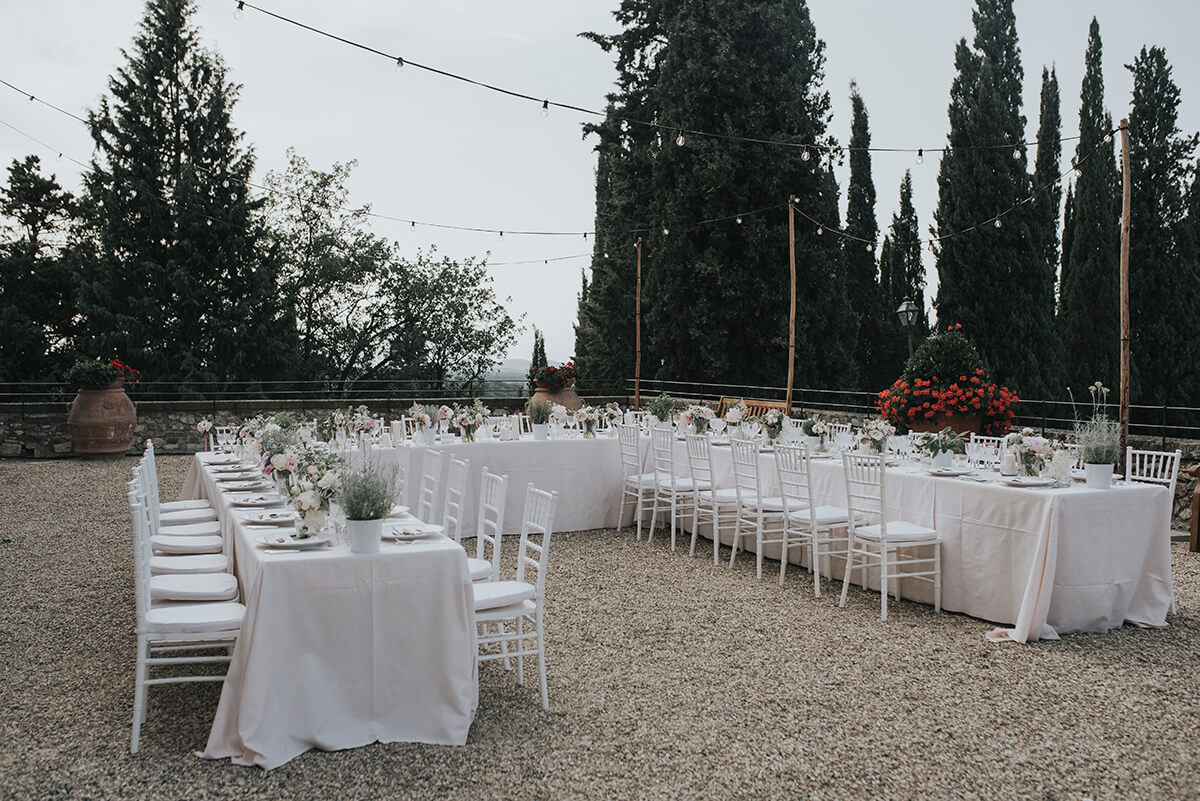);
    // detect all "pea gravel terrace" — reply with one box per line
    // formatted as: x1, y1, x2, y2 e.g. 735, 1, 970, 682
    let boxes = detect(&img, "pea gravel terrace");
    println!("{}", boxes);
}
2, 456, 1198, 801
